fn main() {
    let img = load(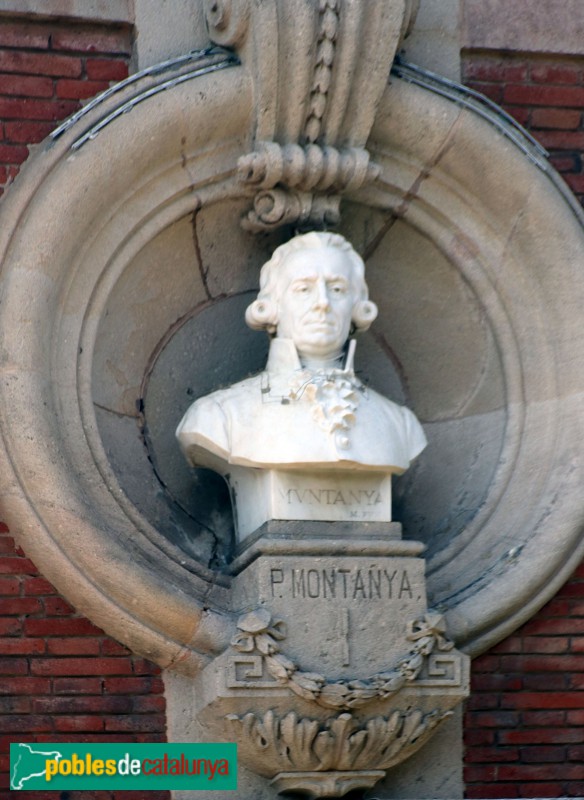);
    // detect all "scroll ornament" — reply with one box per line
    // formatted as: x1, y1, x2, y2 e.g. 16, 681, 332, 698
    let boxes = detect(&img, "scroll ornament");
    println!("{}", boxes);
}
238, 143, 380, 232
